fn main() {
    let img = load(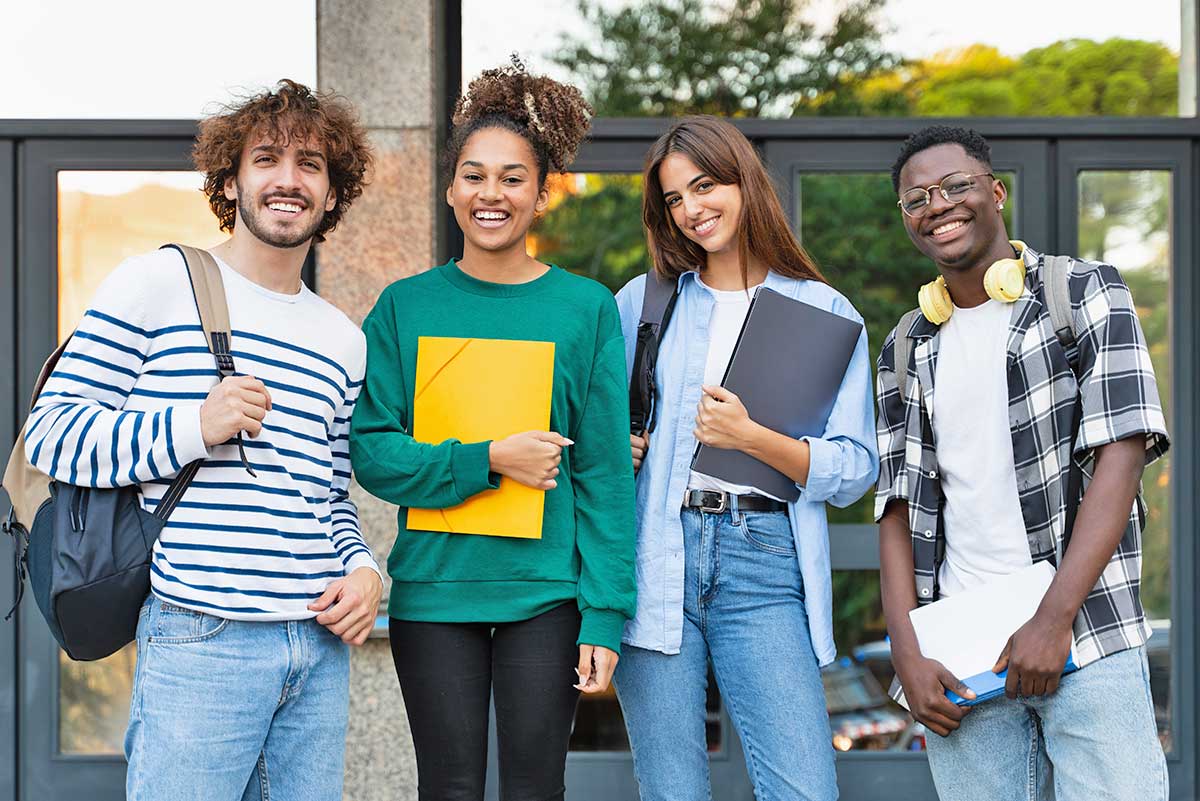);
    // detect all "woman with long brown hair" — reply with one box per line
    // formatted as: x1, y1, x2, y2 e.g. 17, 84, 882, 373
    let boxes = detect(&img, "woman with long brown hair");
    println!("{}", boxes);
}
614, 116, 879, 800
